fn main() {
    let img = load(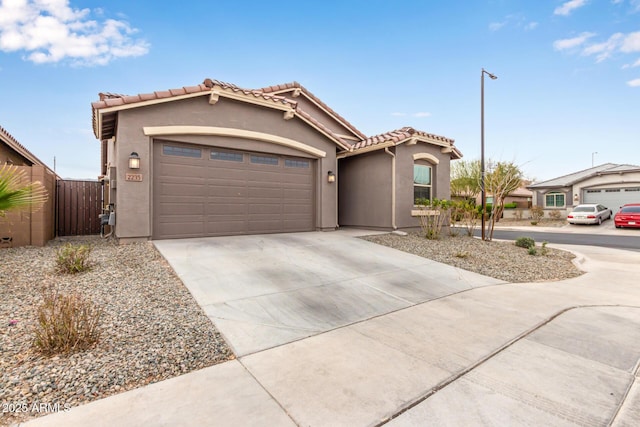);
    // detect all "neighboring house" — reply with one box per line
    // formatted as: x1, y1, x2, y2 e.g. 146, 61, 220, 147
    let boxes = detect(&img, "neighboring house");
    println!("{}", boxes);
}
528, 163, 640, 214
0, 125, 57, 247
91, 78, 462, 242
478, 181, 533, 209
